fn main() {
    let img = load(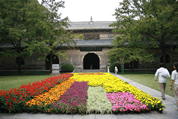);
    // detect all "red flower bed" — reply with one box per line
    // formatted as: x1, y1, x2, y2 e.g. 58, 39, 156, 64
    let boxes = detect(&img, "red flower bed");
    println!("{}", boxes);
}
0, 73, 73, 113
